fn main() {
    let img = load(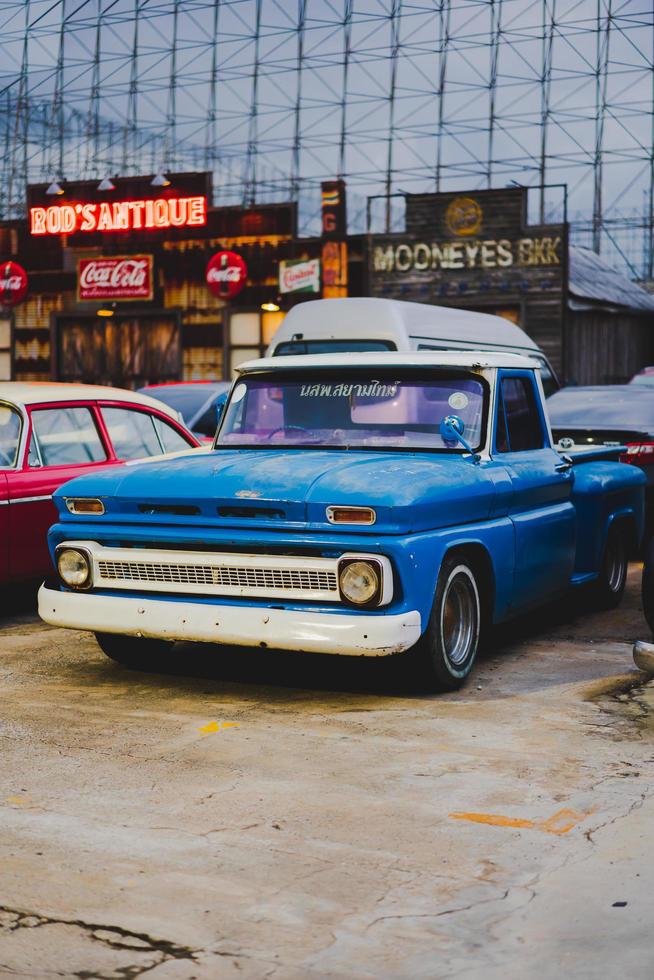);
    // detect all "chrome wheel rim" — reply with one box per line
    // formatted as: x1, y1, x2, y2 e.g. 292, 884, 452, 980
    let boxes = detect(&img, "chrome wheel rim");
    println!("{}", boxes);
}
441, 569, 478, 667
